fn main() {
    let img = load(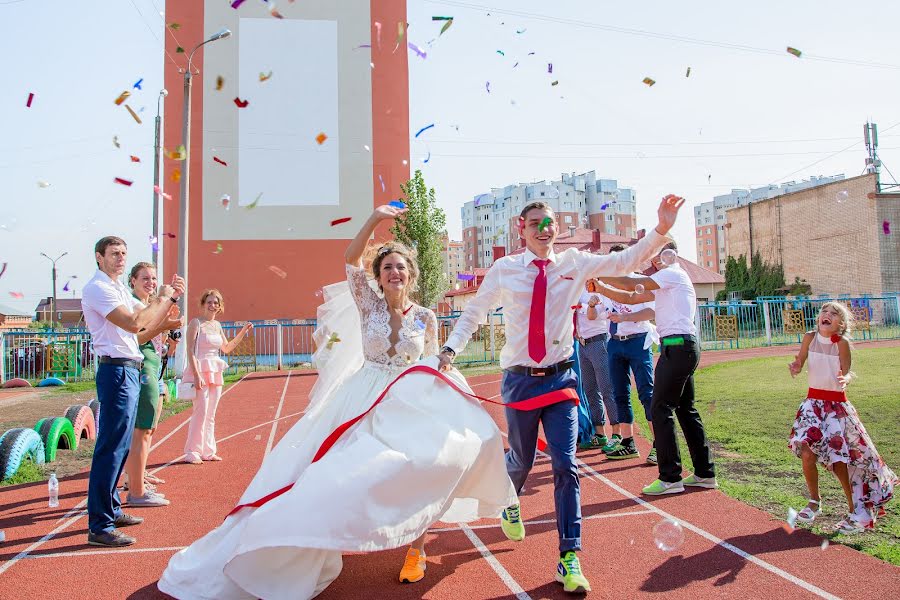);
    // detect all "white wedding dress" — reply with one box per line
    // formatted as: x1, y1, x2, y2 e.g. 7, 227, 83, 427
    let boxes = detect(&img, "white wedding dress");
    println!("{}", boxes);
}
158, 264, 517, 600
